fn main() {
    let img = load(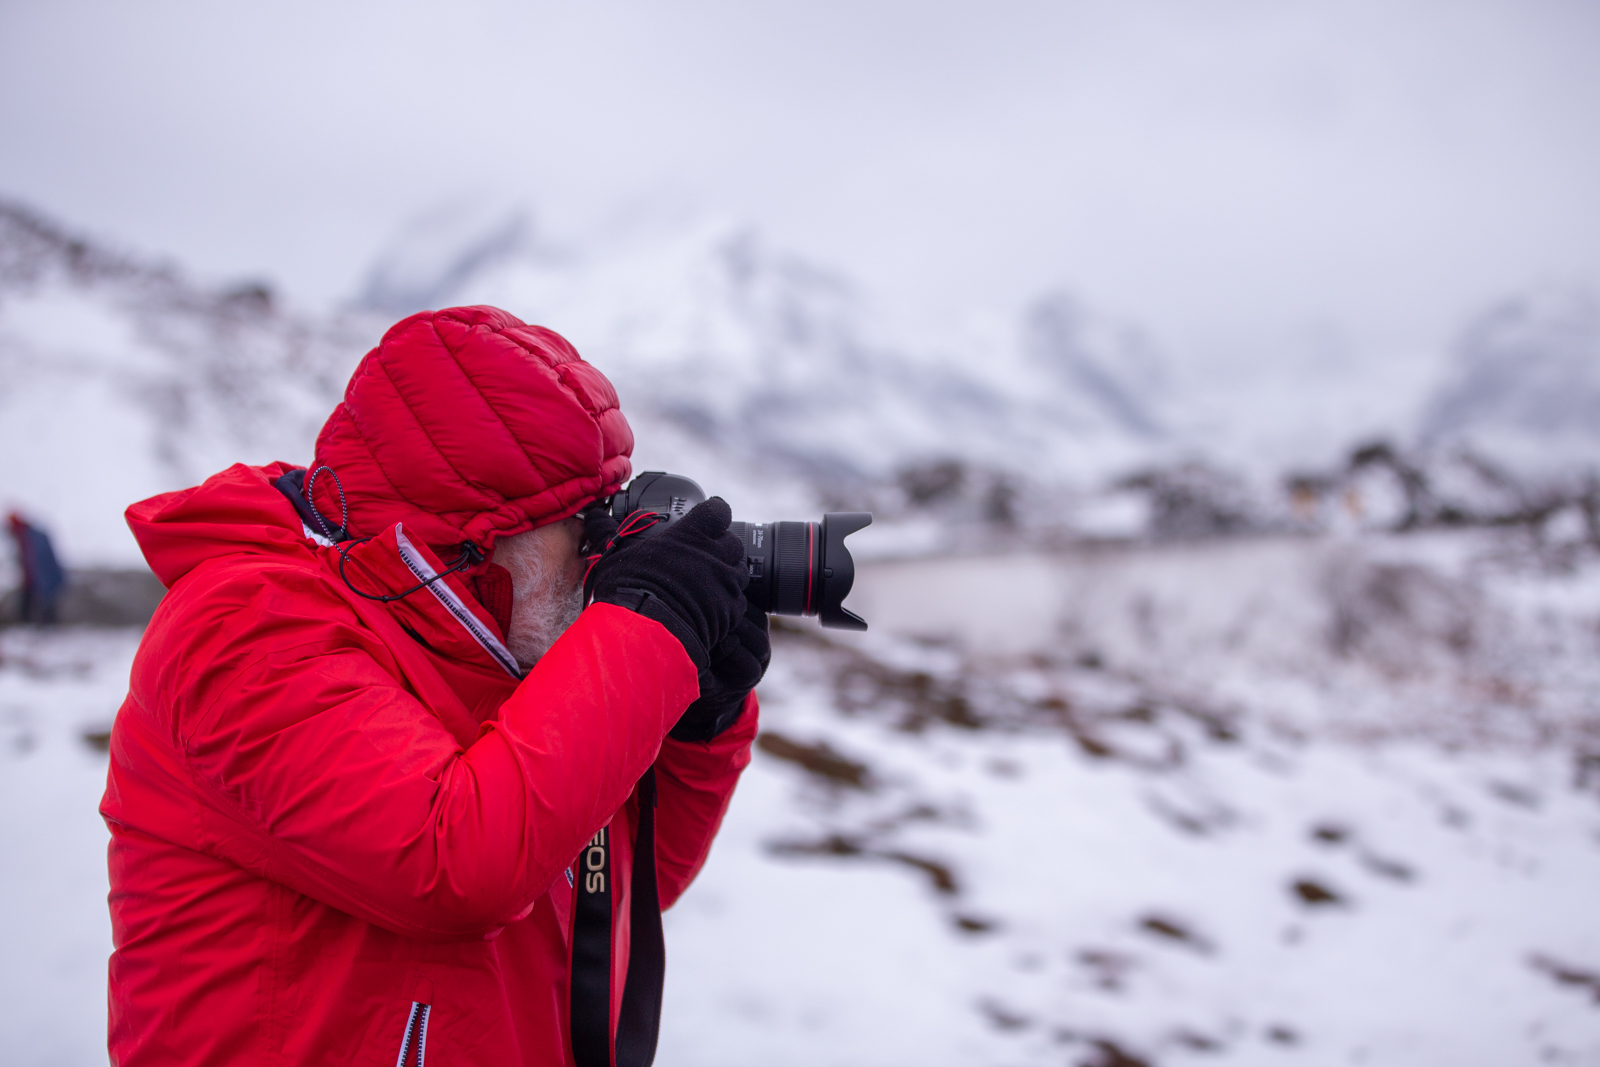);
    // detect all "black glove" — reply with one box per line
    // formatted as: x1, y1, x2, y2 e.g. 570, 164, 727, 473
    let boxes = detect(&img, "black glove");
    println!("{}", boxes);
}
585, 497, 749, 674
670, 599, 770, 742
